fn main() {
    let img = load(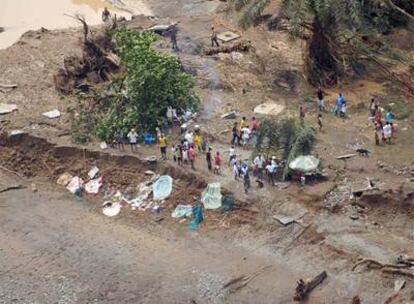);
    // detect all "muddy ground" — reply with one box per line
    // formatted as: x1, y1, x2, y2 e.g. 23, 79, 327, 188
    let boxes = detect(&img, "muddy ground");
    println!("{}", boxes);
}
1, 0, 414, 303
